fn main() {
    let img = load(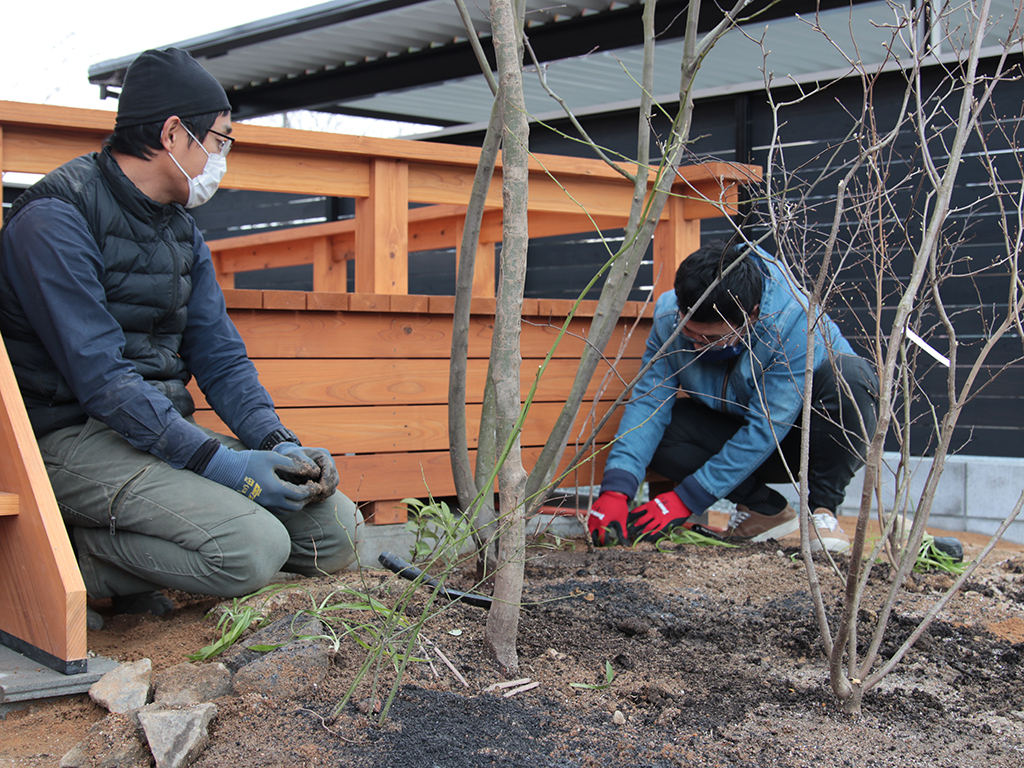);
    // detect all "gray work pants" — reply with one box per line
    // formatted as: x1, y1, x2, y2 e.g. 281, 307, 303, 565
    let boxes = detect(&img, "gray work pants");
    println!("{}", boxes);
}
650, 353, 879, 515
39, 418, 362, 600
